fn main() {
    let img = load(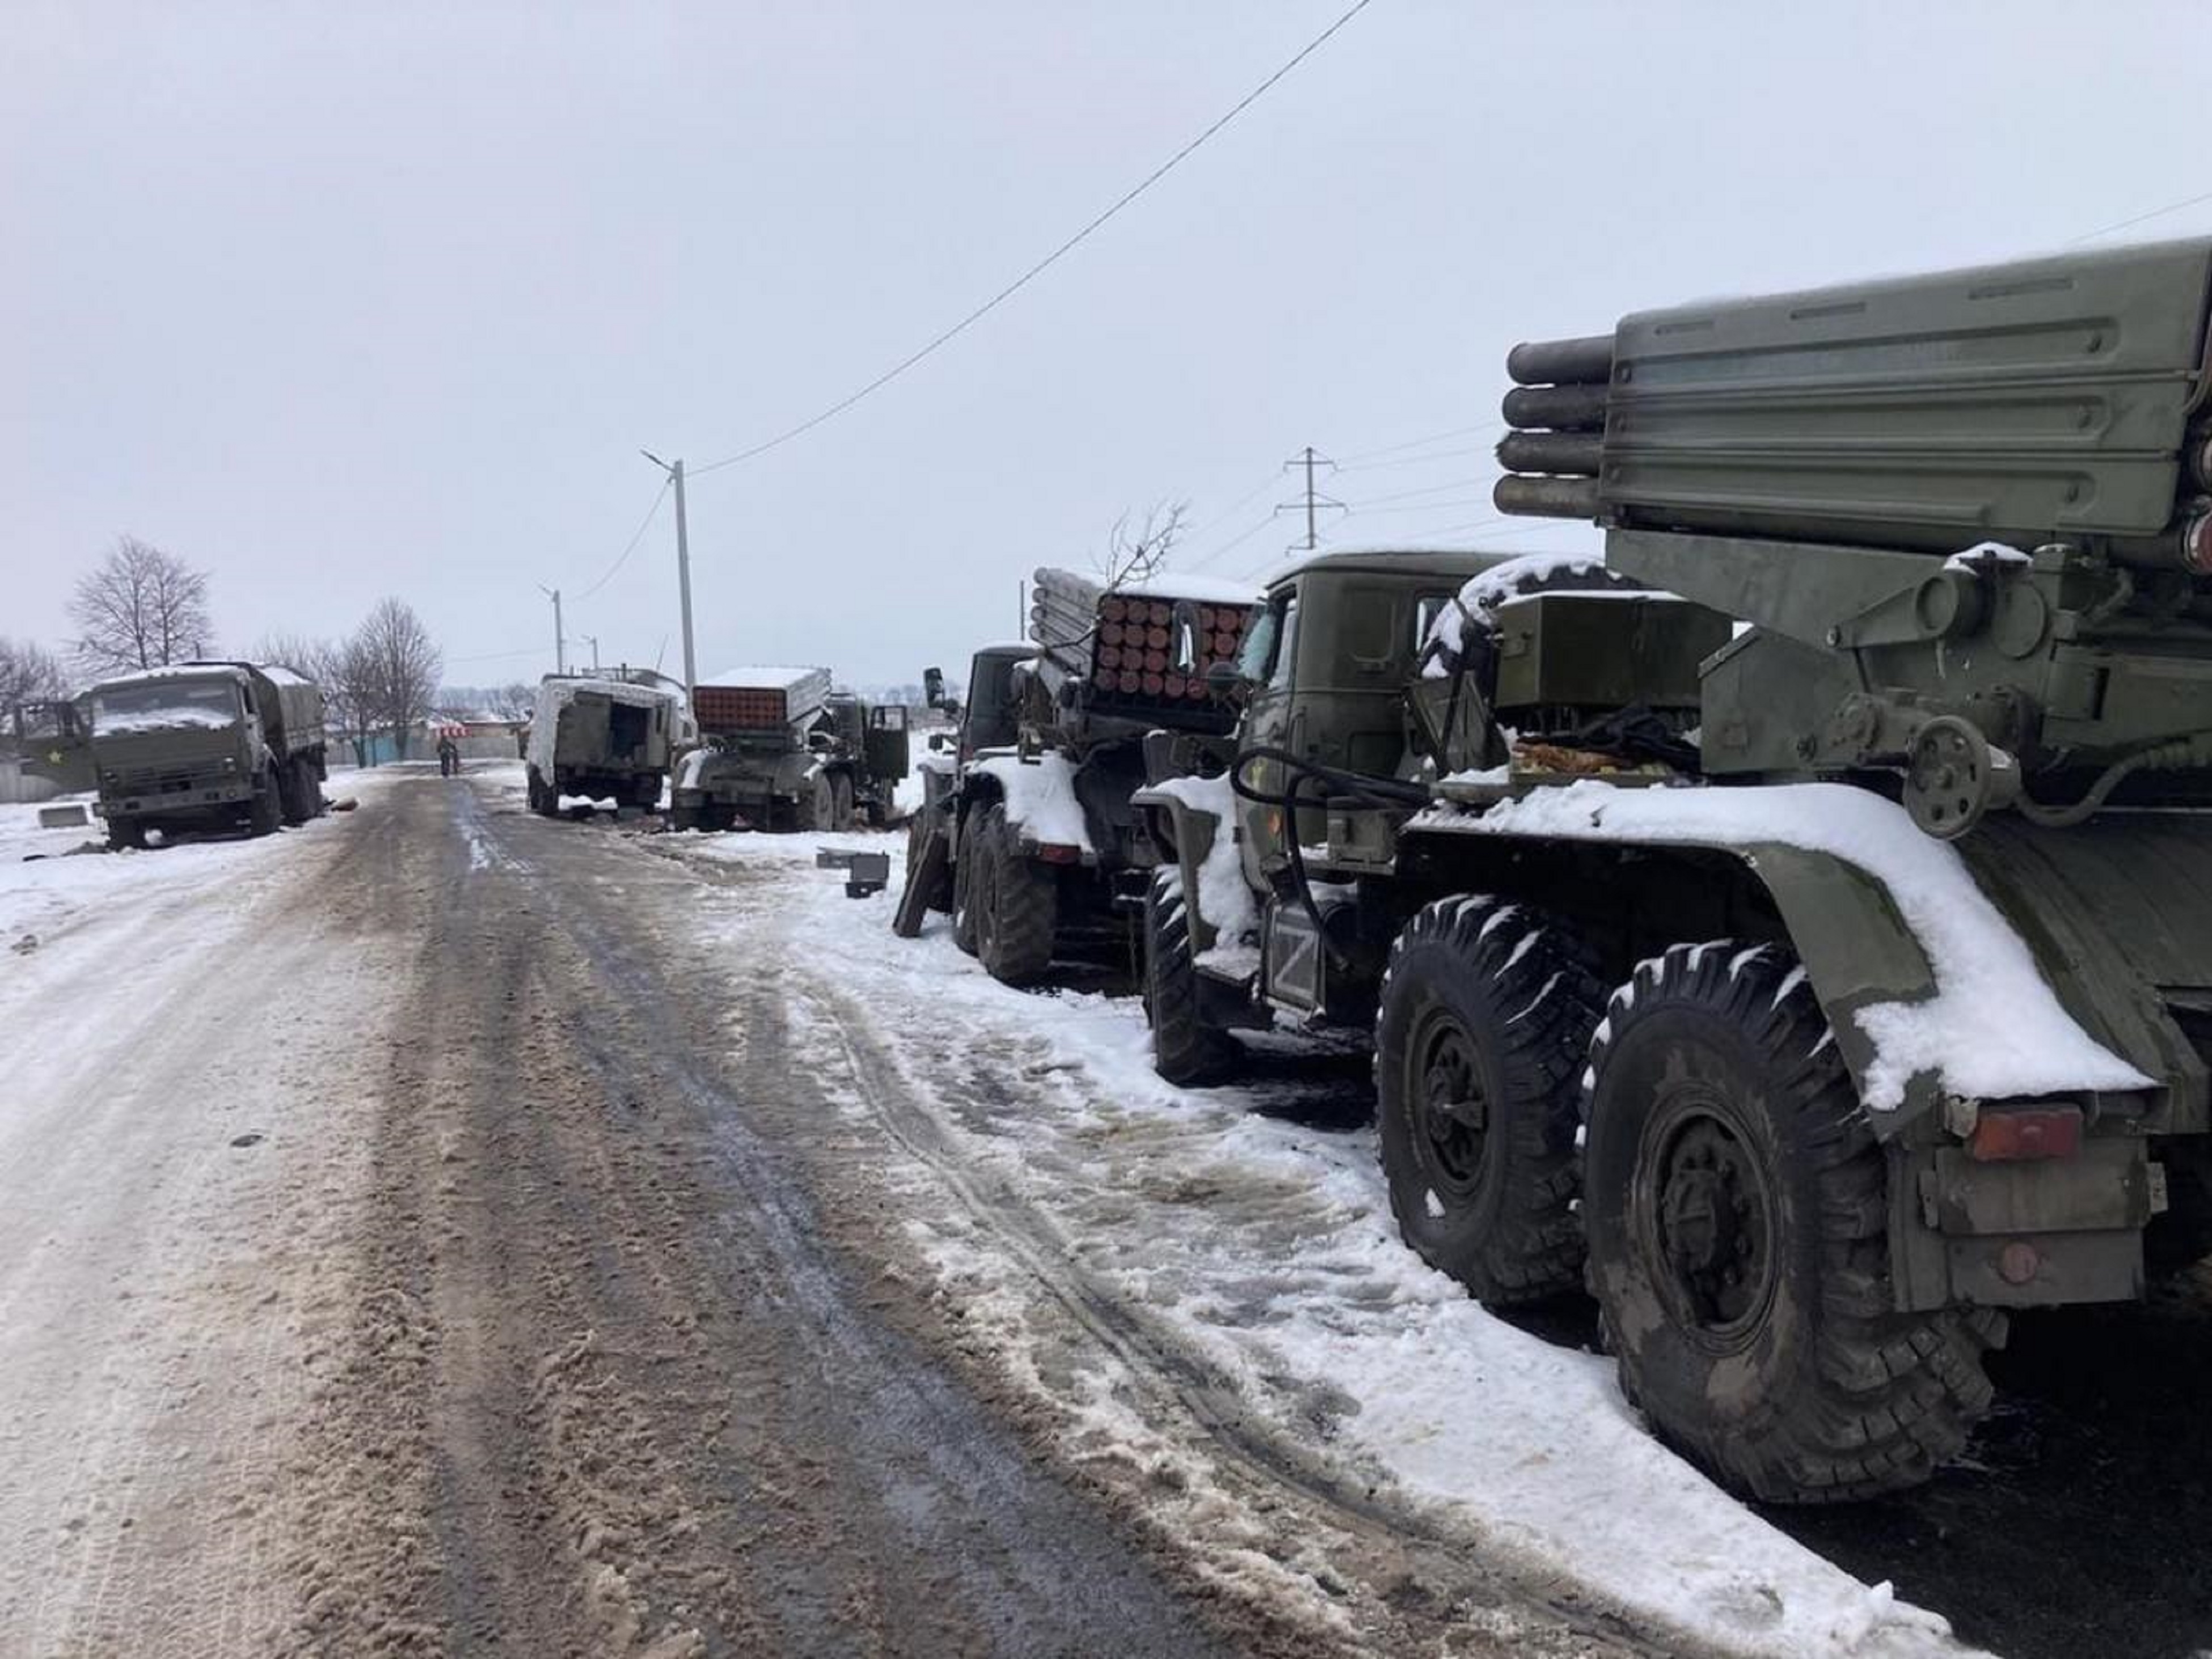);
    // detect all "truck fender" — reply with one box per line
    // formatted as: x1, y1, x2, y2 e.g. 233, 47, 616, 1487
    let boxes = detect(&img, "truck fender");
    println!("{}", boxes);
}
1132, 784, 1225, 954
1400, 820, 1943, 1125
